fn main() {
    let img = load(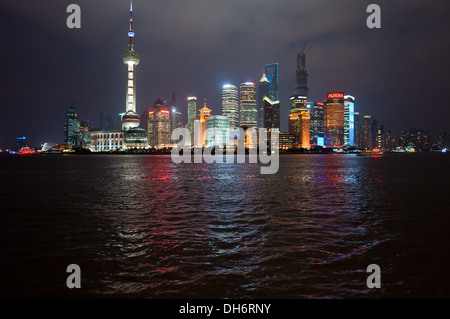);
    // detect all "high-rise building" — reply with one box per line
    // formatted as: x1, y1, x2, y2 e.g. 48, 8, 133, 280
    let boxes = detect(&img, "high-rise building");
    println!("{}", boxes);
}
147, 98, 171, 148
121, 1, 141, 131
289, 51, 310, 149
376, 124, 385, 149
187, 96, 197, 136
198, 101, 212, 146
324, 92, 345, 148
360, 115, 372, 149
354, 112, 361, 148
169, 92, 182, 141
239, 82, 257, 128
222, 84, 239, 128
385, 130, 395, 151
263, 63, 279, 101
64, 103, 80, 146
293, 52, 308, 97
370, 119, 378, 149
262, 97, 280, 129
310, 102, 325, 146
344, 95, 355, 147
258, 73, 270, 128
206, 115, 229, 147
